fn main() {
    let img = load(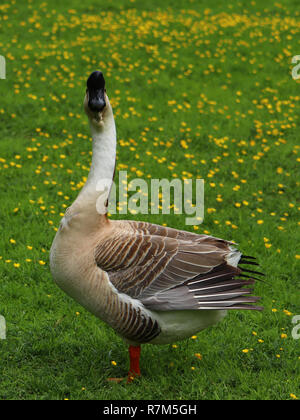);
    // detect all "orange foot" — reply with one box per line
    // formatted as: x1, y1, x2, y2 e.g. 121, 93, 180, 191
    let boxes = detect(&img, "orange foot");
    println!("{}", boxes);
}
126, 370, 140, 384
106, 377, 125, 384
107, 345, 142, 384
